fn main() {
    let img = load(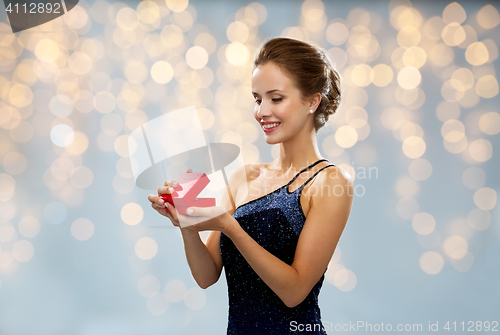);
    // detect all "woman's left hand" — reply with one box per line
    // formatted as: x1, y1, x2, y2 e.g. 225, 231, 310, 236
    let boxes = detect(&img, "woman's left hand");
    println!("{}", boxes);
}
175, 205, 238, 235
